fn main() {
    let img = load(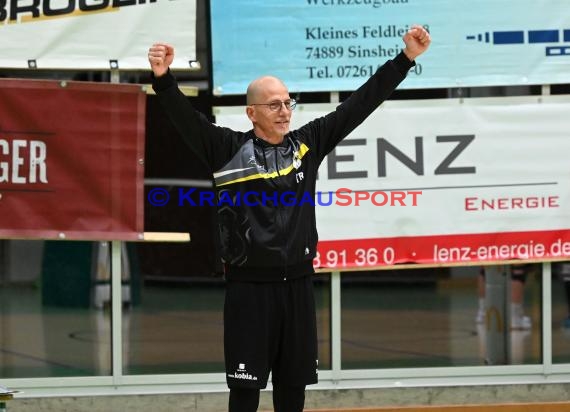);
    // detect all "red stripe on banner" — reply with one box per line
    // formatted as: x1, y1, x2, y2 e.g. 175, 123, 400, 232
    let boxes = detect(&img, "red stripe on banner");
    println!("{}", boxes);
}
315, 229, 570, 269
